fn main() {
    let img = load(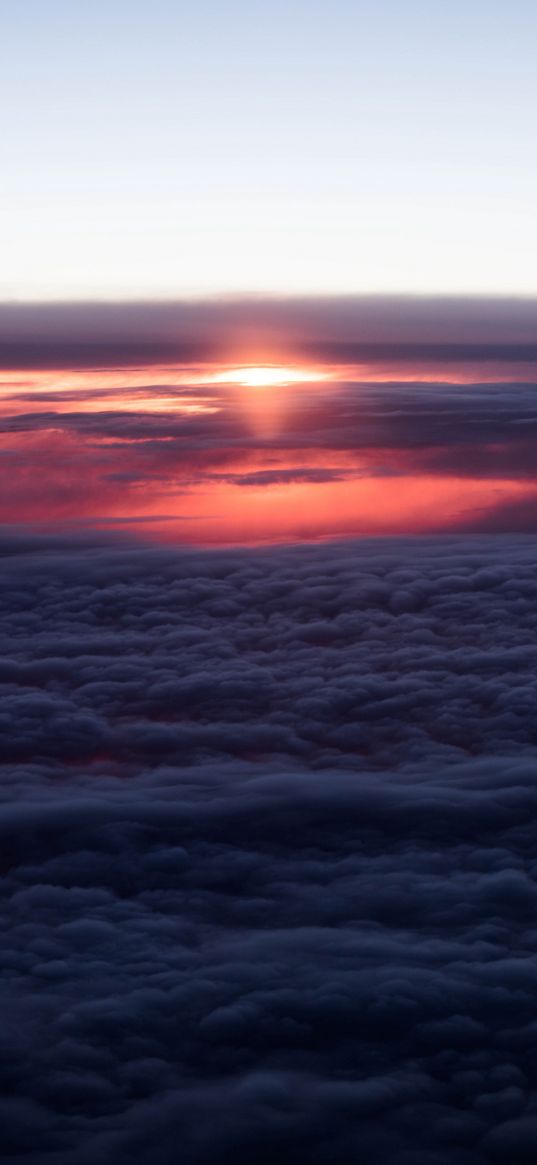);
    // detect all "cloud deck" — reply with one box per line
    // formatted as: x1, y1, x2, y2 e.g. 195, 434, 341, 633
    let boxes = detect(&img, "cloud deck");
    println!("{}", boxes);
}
2, 535, 537, 1162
